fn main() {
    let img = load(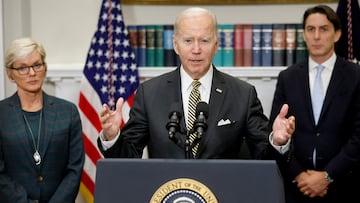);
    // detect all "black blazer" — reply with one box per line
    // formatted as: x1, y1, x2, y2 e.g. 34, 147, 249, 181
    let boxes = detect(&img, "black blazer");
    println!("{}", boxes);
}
269, 57, 360, 200
99, 66, 280, 159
